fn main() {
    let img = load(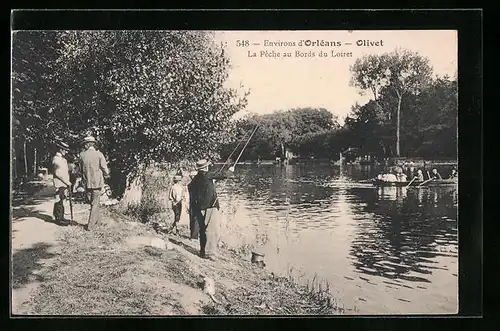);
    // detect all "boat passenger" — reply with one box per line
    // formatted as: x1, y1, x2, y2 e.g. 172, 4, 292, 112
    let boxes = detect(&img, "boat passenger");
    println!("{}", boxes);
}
415, 169, 424, 181
396, 172, 407, 182
431, 168, 442, 180
381, 173, 397, 182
